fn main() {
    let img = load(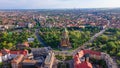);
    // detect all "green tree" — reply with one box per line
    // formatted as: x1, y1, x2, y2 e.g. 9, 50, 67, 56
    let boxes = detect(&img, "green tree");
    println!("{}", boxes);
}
107, 42, 117, 55
117, 52, 120, 57
107, 42, 116, 49
7, 43, 13, 49
98, 35, 108, 43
